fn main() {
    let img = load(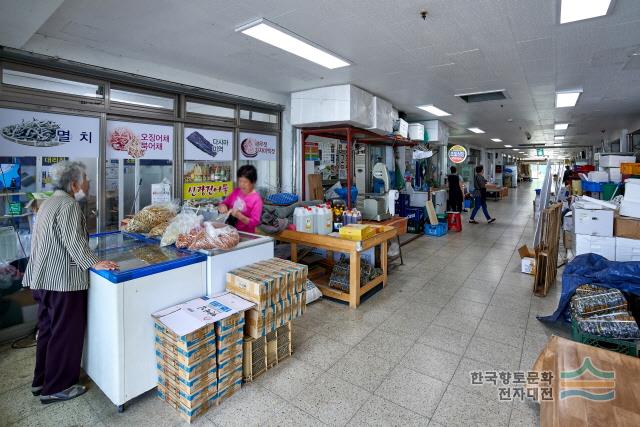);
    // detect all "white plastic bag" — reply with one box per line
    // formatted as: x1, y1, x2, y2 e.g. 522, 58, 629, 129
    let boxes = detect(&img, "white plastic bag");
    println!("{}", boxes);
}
160, 210, 203, 246
126, 200, 179, 233
186, 222, 240, 251
304, 279, 322, 304
387, 242, 400, 258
